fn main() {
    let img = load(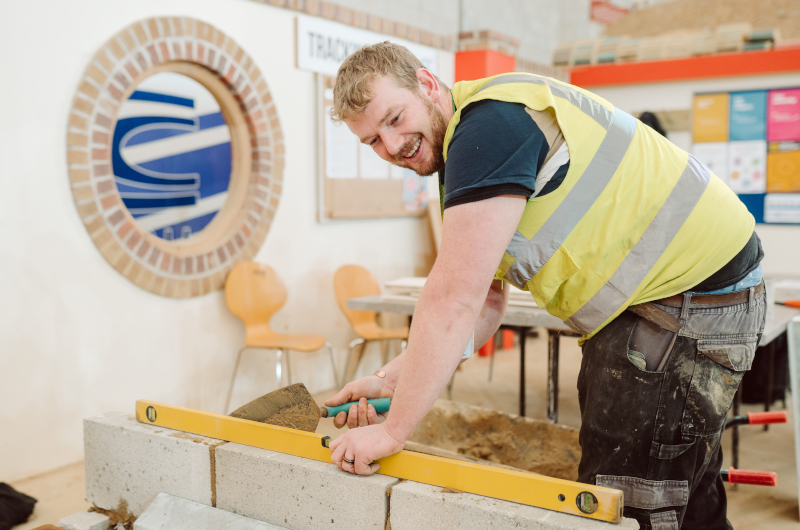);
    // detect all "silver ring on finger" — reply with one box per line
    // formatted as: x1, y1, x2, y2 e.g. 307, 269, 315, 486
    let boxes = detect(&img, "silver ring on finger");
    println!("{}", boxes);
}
343, 457, 355, 465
